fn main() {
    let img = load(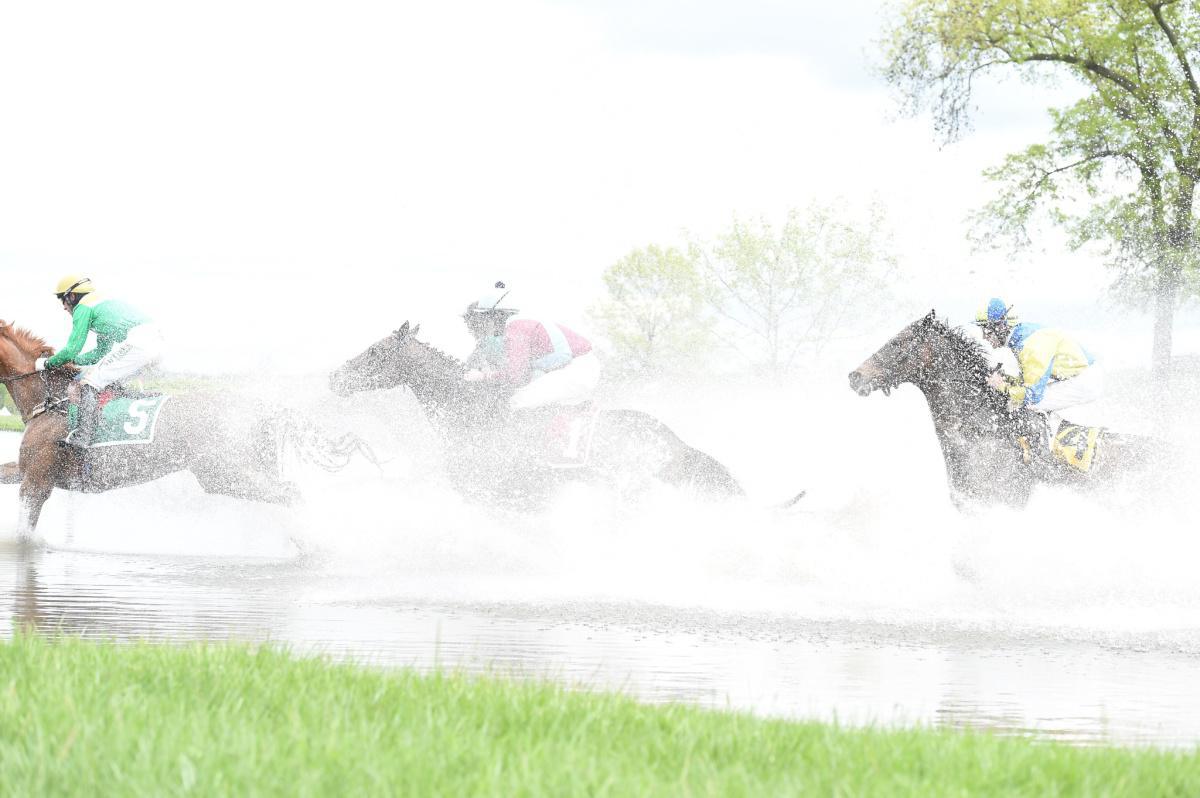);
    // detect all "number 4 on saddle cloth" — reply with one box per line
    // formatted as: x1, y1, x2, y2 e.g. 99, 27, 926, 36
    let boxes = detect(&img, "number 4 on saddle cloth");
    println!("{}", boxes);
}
1018, 421, 1103, 474
1052, 422, 1102, 473
68, 387, 171, 447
